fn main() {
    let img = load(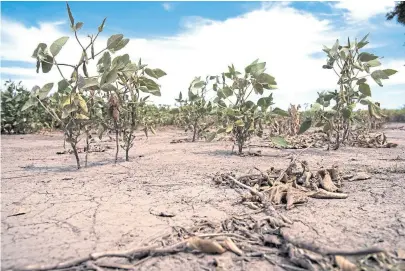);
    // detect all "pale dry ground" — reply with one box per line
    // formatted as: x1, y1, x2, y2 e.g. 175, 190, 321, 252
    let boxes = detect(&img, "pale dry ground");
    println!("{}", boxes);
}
1, 123, 405, 270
